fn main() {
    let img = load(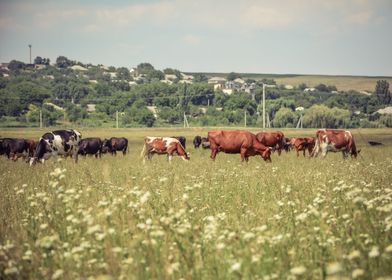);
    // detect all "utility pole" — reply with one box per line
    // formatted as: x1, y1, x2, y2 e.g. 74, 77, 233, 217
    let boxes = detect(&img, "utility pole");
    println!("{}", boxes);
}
116, 111, 119, 128
28, 44, 32, 64
183, 112, 189, 128
262, 84, 266, 130
244, 110, 247, 127
39, 110, 43, 128
262, 83, 275, 130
